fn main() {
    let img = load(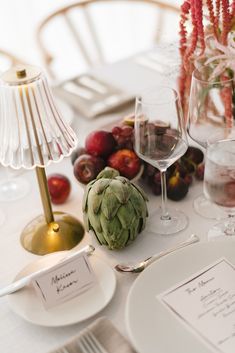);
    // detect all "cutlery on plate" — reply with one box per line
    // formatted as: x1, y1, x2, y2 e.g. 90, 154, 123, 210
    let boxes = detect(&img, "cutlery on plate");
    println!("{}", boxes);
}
63, 82, 94, 100
0, 245, 95, 297
79, 330, 109, 353
115, 234, 200, 273
77, 75, 108, 95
